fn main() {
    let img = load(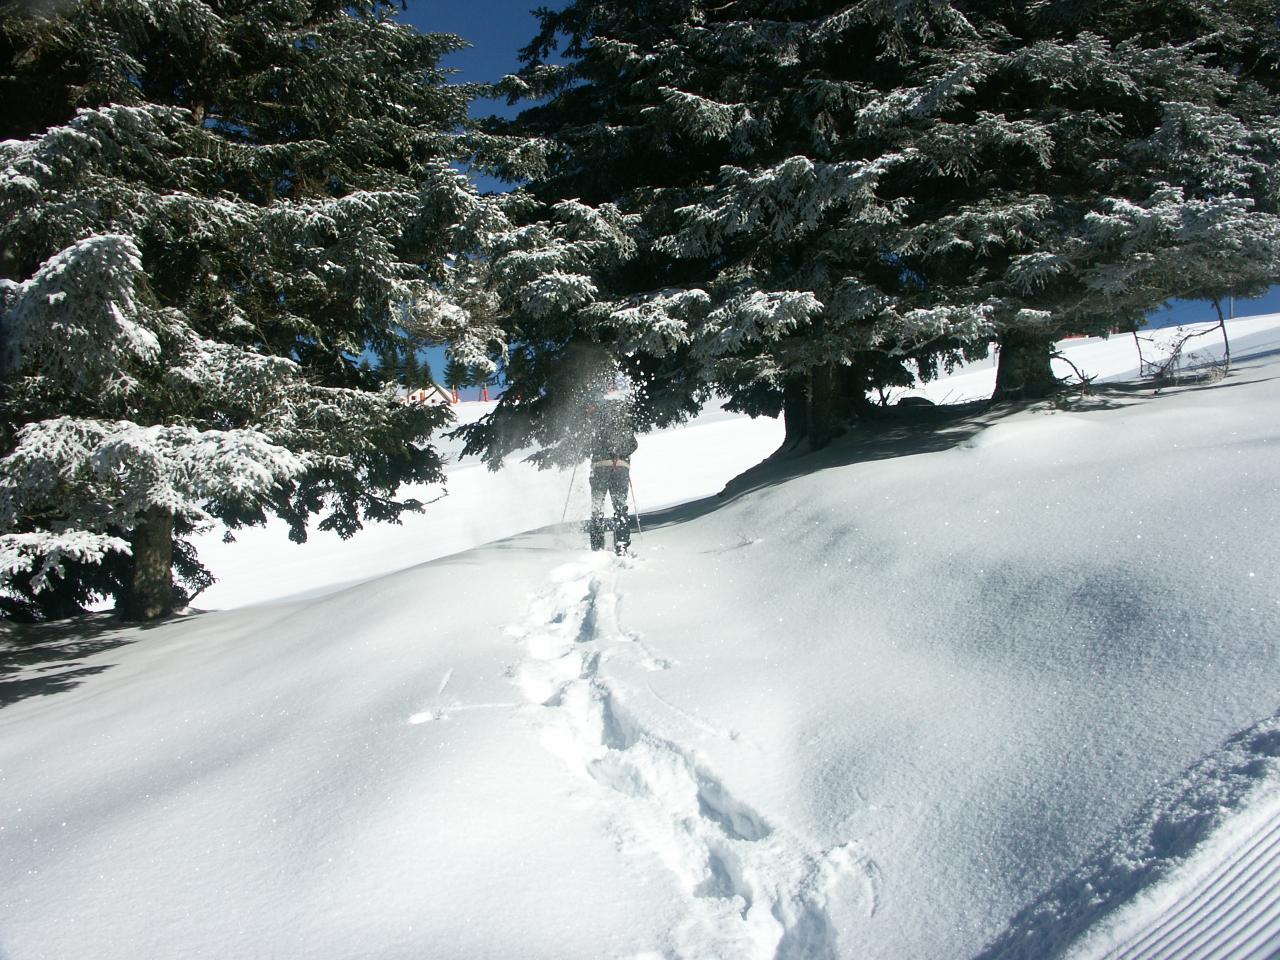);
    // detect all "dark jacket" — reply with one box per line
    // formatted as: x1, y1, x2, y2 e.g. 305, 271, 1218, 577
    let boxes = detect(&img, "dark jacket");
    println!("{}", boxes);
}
585, 401, 637, 462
